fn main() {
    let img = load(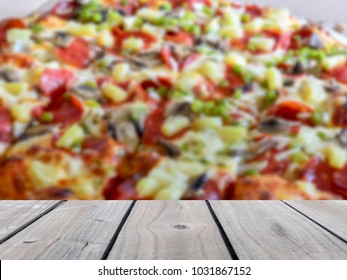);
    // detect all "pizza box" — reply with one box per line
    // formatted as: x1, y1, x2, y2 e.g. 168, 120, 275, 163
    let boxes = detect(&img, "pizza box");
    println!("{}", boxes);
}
0, 0, 346, 25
